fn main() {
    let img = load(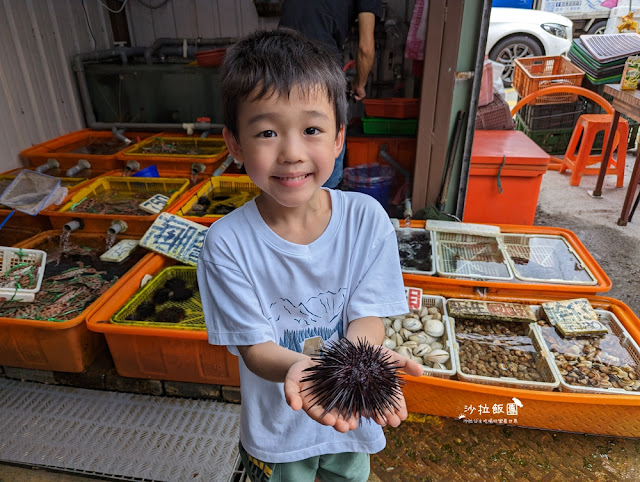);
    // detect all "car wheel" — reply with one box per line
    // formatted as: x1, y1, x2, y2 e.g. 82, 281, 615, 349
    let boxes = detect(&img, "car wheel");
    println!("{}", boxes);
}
587, 20, 607, 35
488, 35, 543, 88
